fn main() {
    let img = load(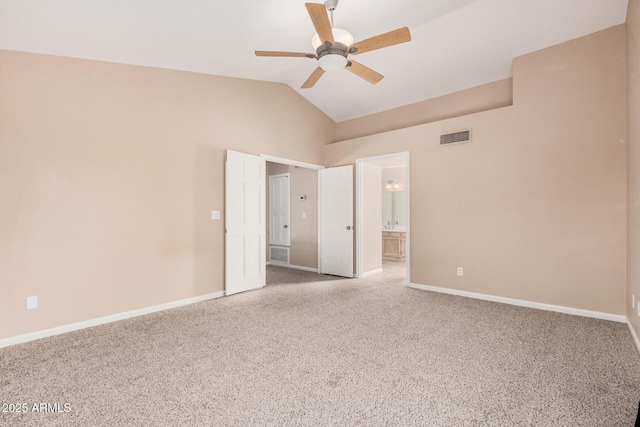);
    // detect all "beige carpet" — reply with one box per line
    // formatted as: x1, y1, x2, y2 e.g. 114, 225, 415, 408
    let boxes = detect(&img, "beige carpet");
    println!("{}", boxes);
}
1, 267, 640, 426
